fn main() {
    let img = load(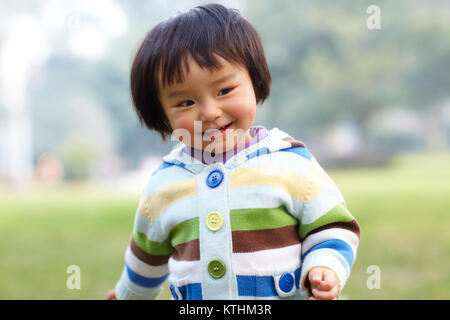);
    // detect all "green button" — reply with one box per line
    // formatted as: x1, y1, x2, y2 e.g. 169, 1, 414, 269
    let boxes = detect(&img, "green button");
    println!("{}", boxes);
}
208, 260, 226, 279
